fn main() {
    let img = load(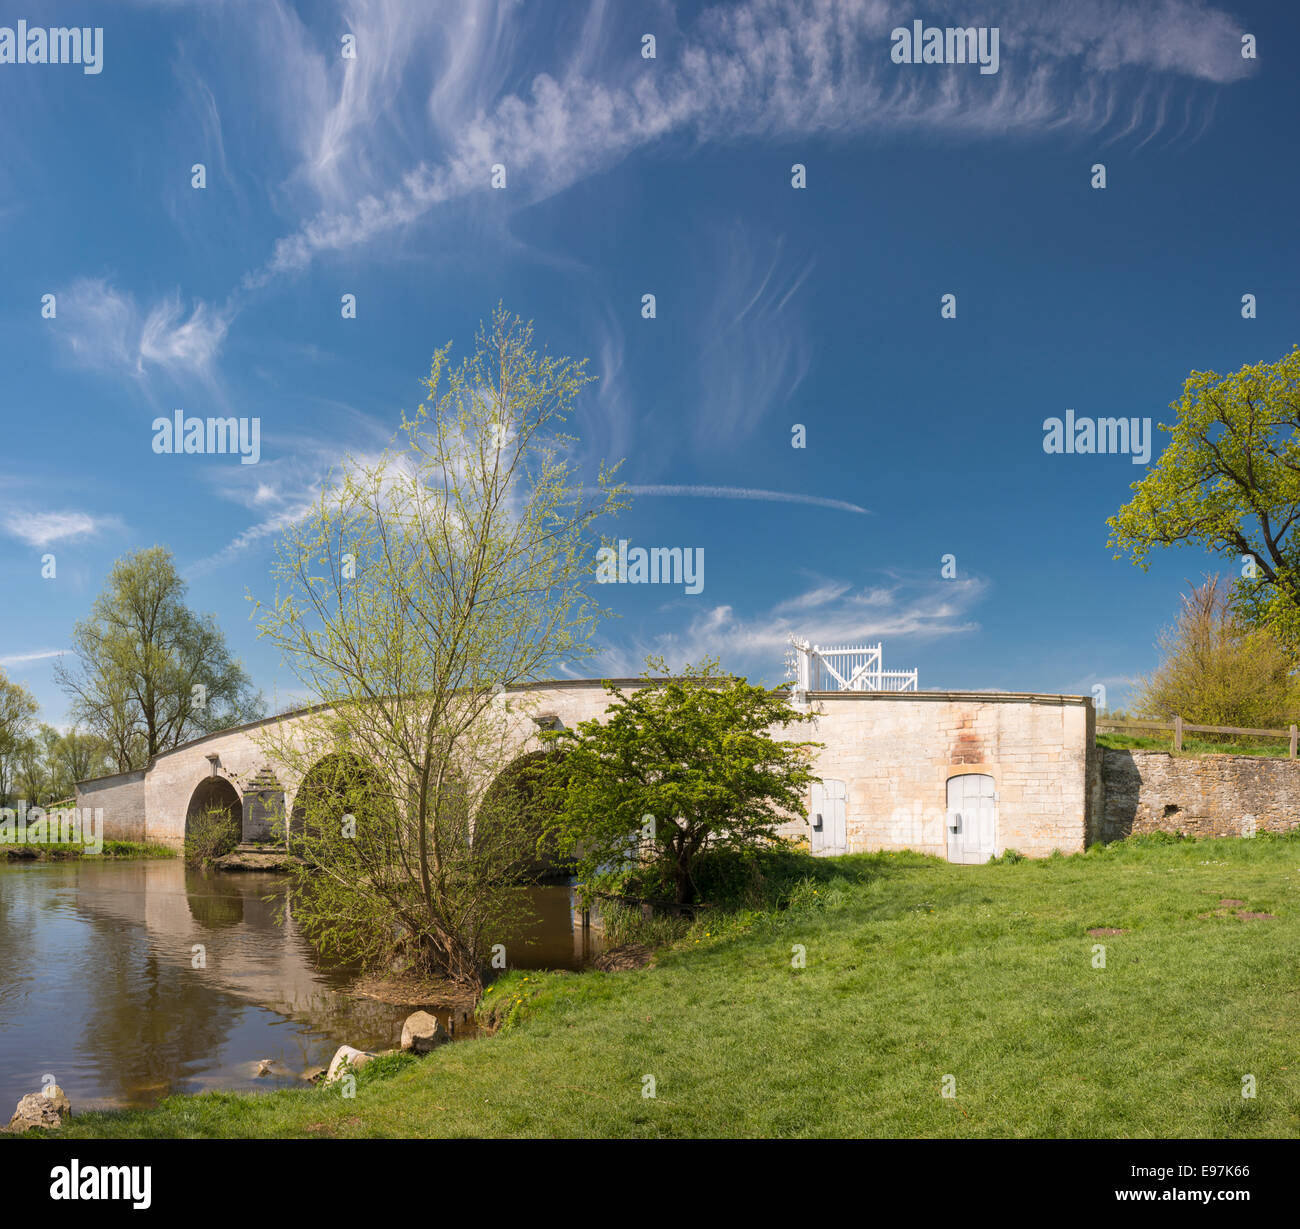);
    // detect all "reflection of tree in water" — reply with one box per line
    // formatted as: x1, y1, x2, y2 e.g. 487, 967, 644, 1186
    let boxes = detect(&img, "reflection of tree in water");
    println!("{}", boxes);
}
213, 873, 412, 1051
5, 862, 416, 1108
183, 868, 246, 928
